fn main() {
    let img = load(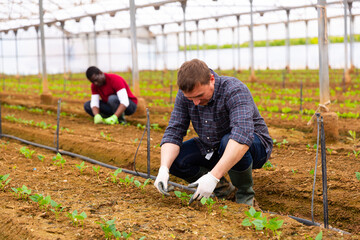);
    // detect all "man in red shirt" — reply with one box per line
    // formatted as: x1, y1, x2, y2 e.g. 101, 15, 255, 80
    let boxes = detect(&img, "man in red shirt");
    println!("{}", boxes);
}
84, 66, 138, 124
